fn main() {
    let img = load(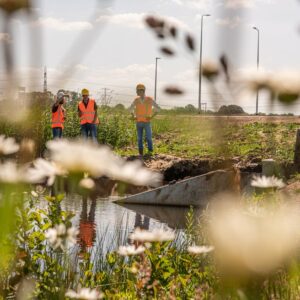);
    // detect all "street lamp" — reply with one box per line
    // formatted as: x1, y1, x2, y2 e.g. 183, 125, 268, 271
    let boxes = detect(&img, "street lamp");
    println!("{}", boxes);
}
198, 14, 210, 113
154, 57, 161, 103
253, 26, 260, 115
